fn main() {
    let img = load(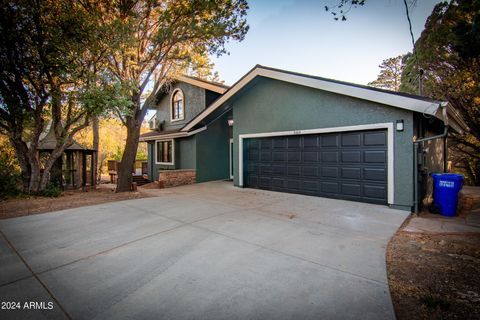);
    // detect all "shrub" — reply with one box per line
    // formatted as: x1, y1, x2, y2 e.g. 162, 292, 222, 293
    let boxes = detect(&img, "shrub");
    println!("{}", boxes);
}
41, 182, 62, 198
0, 147, 21, 199
420, 294, 450, 311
